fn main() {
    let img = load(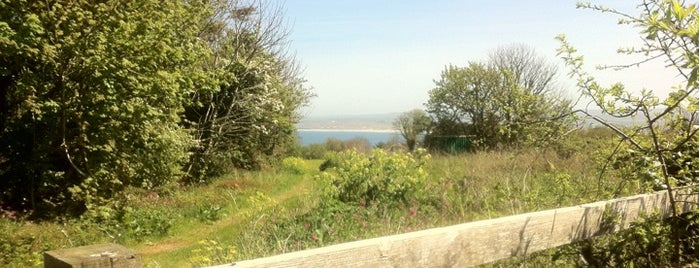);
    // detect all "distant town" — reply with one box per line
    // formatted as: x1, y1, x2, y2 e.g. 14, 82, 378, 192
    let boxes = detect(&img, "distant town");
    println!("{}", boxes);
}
297, 113, 398, 131
297, 110, 643, 132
